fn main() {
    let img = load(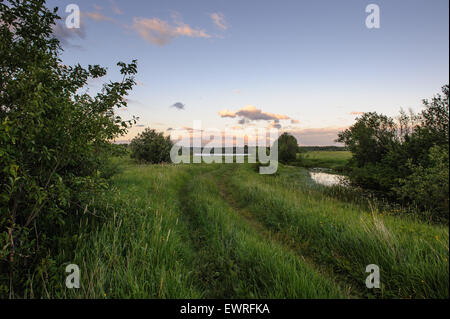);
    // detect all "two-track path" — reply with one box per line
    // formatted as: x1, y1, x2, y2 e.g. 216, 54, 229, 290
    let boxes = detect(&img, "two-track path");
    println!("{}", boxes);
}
214, 165, 362, 299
